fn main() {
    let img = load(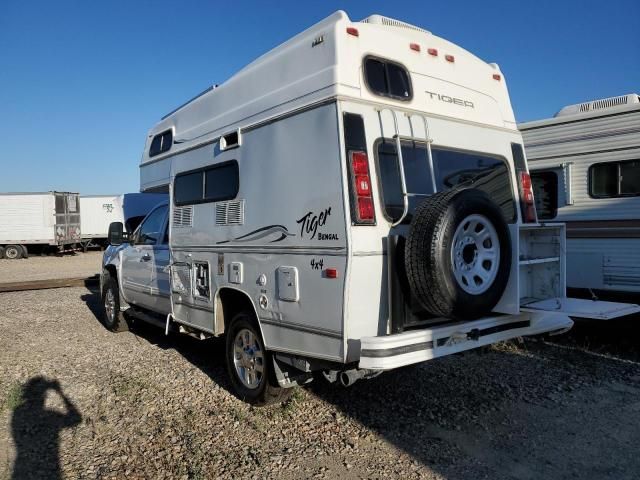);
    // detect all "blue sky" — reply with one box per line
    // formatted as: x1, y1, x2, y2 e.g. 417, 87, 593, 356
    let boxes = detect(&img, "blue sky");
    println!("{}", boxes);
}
1, 0, 638, 194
